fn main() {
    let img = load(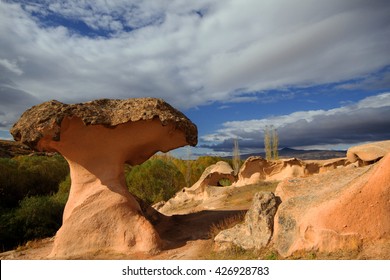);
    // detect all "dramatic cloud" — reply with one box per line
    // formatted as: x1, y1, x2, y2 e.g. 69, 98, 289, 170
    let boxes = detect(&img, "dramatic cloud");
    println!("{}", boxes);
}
1, 1, 389, 107
1, 0, 389, 148
0, 77, 41, 131
202, 93, 390, 152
